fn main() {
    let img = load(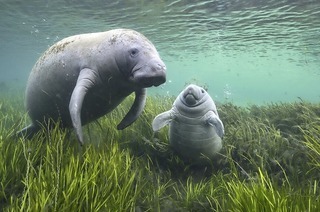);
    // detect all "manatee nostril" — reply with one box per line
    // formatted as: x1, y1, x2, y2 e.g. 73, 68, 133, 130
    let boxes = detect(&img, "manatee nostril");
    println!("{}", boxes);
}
157, 63, 166, 71
187, 87, 195, 94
